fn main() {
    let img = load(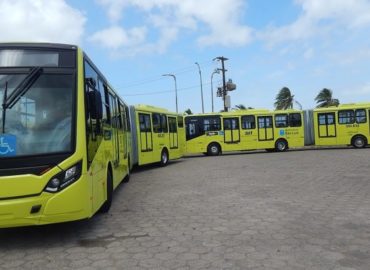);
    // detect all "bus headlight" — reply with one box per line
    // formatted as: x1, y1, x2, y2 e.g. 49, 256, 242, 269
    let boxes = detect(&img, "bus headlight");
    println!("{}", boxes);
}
45, 161, 82, 193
